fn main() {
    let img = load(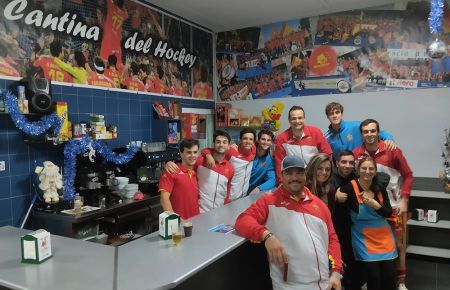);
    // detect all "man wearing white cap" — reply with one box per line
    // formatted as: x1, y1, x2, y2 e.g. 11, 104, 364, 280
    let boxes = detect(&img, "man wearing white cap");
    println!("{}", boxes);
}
236, 155, 342, 290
